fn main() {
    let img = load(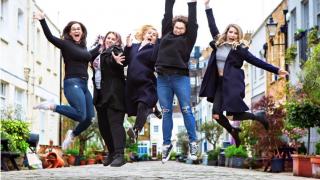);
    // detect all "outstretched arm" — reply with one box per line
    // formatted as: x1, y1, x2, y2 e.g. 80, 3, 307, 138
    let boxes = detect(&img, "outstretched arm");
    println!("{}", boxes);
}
186, 0, 198, 45
162, 0, 175, 36
34, 12, 64, 49
240, 47, 289, 77
204, 0, 219, 39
